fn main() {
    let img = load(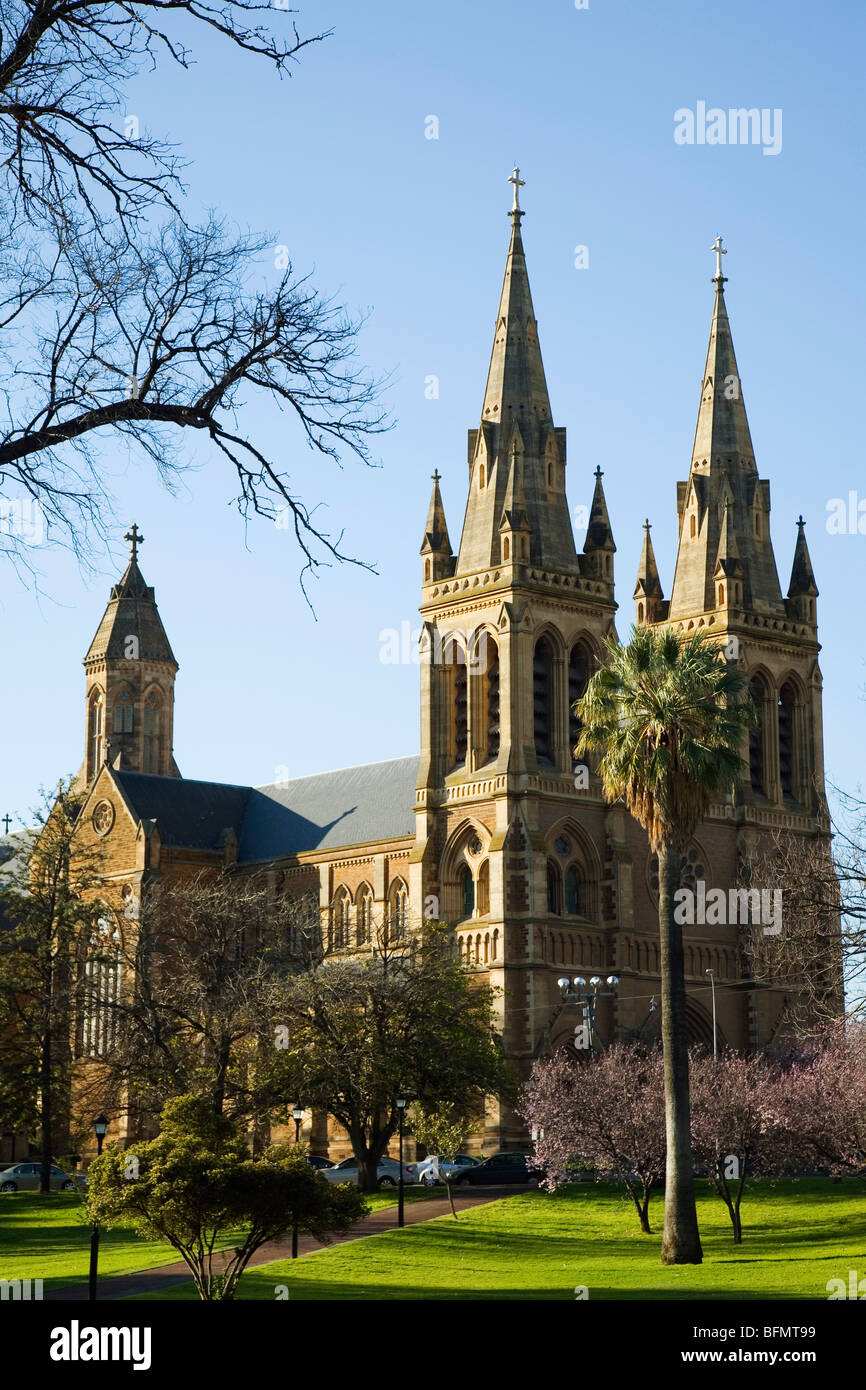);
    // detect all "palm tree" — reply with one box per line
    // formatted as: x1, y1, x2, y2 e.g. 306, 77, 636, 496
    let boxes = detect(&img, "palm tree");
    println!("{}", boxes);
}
575, 626, 754, 1264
